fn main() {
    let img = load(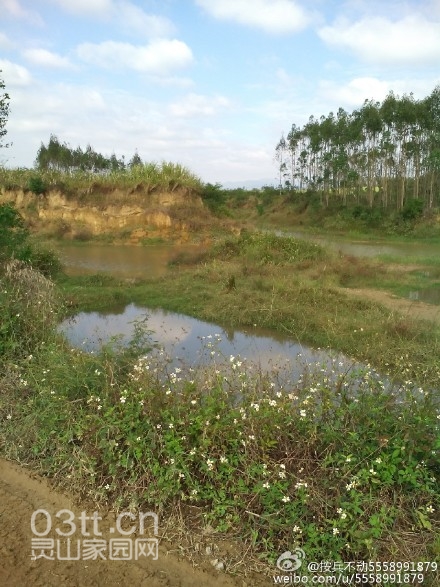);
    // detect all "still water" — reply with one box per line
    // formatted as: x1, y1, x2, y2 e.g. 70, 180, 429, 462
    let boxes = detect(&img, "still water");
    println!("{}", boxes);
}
60, 303, 354, 380
56, 234, 440, 276
277, 230, 440, 260
408, 287, 440, 305
57, 232, 440, 371
57, 243, 204, 279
